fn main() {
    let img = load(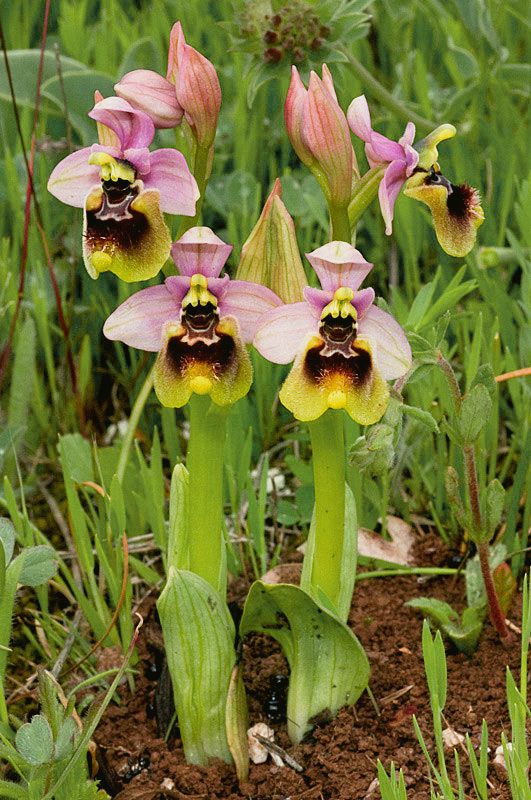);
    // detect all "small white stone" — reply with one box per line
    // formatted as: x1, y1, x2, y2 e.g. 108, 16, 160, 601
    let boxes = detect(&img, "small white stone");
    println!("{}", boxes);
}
493, 742, 512, 769
247, 722, 275, 764
442, 726, 465, 749
160, 777, 175, 791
